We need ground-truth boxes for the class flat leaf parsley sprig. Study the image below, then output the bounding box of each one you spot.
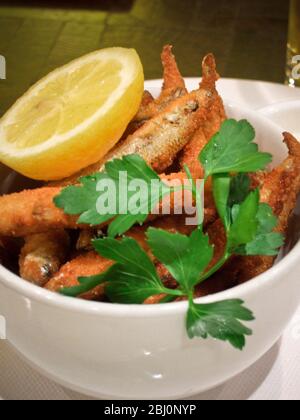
[55,119,284,350]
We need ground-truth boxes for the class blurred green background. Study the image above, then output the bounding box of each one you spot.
[0,0,289,116]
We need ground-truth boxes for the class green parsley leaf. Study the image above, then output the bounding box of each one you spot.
[213,174,284,257]
[213,173,252,230]
[228,173,251,208]
[105,264,173,304]
[93,236,184,303]
[255,203,278,234]
[187,299,254,350]
[54,173,113,225]
[107,213,146,239]
[101,156,172,237]
[146,228,214,293]
[105,154,160,183]
[199,119,272,177]
[243,232,284,256]
[228,189,260,249]
[60,273,107,297]
[235,203,284,256]
[212,174,231,229]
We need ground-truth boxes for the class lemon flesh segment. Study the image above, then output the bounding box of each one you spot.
[0,48,144,180]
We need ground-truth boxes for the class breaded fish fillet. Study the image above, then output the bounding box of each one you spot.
[180,54,226,179]
[121,90,155,139]
[0,170,216,237]
[132,45,187,125]
[45,251,110,301]
[0,187,77,237]
[19,230,70,286]
[101,92,203,174]
[56,83,211,183]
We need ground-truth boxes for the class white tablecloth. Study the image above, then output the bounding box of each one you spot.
[0,79,299,400]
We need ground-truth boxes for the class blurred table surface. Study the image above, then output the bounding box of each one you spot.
[0,0,290,116]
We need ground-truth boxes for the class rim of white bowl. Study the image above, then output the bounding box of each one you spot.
[146,77,300,89]
[1,240,300,317]
[0,97,299,318]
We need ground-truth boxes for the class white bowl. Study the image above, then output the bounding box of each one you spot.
[0,101,299,400]
[259,100,300,139]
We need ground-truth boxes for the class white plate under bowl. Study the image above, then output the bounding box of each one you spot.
[145,78,300,110]
[259,100,300,139]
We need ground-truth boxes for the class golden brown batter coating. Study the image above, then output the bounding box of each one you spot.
[132,45,187,125]
[0,169,216,238]
[180,54,227,179]
[45,216,194,301]
[0,187,78,237]
[45,251,111,300]
[19,230,70,286]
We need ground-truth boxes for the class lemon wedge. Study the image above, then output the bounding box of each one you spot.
[0,48,144,180]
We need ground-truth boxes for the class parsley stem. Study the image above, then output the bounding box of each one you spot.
[200,249,231,284]
[162,287,185,298]
[188,291,195,306]
[196,185,205,230]
[159,295,177,304]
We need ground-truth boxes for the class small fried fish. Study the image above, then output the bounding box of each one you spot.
[19,230,70,286]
